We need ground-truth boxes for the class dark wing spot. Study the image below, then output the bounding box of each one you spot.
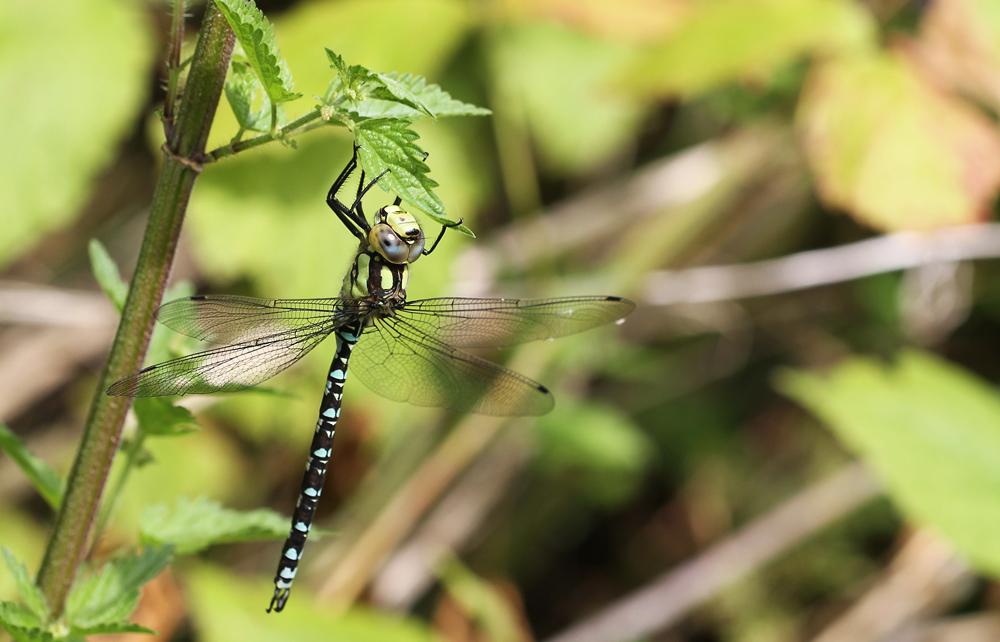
[191,295,206,300]
[606,296,623,301]
[537,384,550,393]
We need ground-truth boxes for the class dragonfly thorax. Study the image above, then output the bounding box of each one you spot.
[368,205,425,264]
[345,246,410,311]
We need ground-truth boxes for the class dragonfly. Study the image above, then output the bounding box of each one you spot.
[108,144,635,612]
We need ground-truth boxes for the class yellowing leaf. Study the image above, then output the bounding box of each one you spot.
[496,0,692,42]
[620,0,875,98]
[915,0,1000,112]
[797,51,1000,231]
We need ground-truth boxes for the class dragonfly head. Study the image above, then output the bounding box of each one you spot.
[369,205,426,264]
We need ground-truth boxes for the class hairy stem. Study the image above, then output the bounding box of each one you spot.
[35,3,234,616]
[207,110,328,160]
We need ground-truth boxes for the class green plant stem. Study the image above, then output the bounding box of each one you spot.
[207,110,327,160]
[35,4,235,617]
[88,432,147,557]
[163,0,186,132]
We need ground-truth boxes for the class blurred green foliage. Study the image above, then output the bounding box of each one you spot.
[4,0,1000,640]
[778,350,1000,577]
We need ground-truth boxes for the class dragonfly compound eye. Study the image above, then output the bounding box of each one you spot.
[406,234,426,263]
[370,223,409,263]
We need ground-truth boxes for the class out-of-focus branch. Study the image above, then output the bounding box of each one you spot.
[543,462,882,642]
[370,430,533,611]
[884,614,1000,642]
[810,530,973,642]
[0,283,117,327]
[644,224,1000,306]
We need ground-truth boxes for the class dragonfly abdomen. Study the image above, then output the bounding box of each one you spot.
[268,321,363,613]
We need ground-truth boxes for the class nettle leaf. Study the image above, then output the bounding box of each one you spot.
[214,0,301,105]
[87,239,127,313]
[64,546,173,629]
[1,549,49,622]
[69,621,156,637]
[0,425,64,511]
[0,604,52,642]
[353,119,472,235]
[325,48,376,98]
[358,72,491,120]
[0,603,42,631]
[224,61,280,133]
[371,72,434,117]
[140,496,291,555]
[133,398,199,438]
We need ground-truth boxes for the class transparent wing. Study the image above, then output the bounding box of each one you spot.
[107,319,347,397]
[156,295,356,345]
[395,296,635,348]
[352,315,554,417]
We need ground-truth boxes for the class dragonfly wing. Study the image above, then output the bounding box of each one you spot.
[156,295,353,344]
[395,296,635,348]
[352,316,554,417]
[107,320,344,397]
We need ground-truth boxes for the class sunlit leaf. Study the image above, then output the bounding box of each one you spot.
[64,546,173,629]
[213,0,301,106]
[777,350,1000,577]
[133,398,199,438]
[620,0,875,97]
[140,497,291,554]
[353,72,491,120]
[797,51,1000,231]
[0,424,64,511]
[371,72,435,117]
[354,118,472,234]
[0,0,154,268]
[88,239,128,313]
[186,564,444,641]
[0,549,48,622]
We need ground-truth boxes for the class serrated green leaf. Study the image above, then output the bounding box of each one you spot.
[0,549,48,621]
[0,602,42,631]
[133,398,199,438]
[371,72,434,117]
[0,425,63,511]
[0,605,52,642]
[140,496,291,555]
[214,0,301,105]
[354,119,470,234]
[357,72,490,120]
[69,621,156,636]
[87,239,128,313]
[64,546,173,629]
[776,350,1000,578]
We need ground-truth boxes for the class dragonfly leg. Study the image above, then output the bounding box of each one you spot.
[328,145,369,241]
[422,217,464,257]
[349,168,391,214]
[269,322,363,613]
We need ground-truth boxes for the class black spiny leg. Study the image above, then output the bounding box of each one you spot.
[327,146,369,242]
[423,218,464,257]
